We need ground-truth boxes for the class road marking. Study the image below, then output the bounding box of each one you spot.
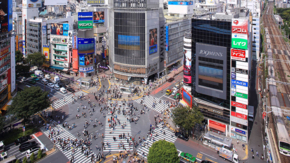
[205,157,217,163]
[200,152,216,159]
[242,144,248,160]
[160,94,175,101]
[82,90,89,93]
[196,153,203,159]
[98,78,102,91]
[108,79,111,89]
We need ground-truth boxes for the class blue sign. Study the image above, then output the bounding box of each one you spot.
[231,79,236,85]
[236,80,248,87]
[235,128,246,135]
[79,54,85,66]
[78,12,93,21]
[231,72,236,79]
[166,26,169,51]
[63,24,69,31]
[118,35,140,46]
[8,0,12,32]
[168,1,193,5]
[78,38,95,55]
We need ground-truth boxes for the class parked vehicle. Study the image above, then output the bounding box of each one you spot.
[15,136,31,145]
[60,87,67,94]
[167,77,174,82]
[34,70,43,78]
[47,83,54,88]
[175,132,189,141]
[45,74,50,80]
[25,147,41,158]
[19,141,38,152]
[54,84,60,90]
[25,85,31,88]
[42,78,48,84]
[54,76,60,83]
[172,89,178,96]
[218,148,239,163]
[29,80,36,85]
[0,155,16,163]
[67,87,75,93]
[20,77,26,83]
[178,151,196,163]
[174,93,181,99]
[31,74,37,79]
[166,89,172,95]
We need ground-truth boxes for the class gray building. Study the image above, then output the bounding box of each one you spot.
[26,20,42,54]
[108,0,165,84]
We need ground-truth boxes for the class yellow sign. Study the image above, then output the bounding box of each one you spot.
[43,47,49,60]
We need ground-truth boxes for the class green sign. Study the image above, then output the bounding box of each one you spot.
[78,21,93,29]
[235,92,248,99]
[232,38,248,50]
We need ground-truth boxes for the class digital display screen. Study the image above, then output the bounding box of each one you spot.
[79,54,93,66]
[183,49,192,84]
[50,23,69,36]
[93,11,104,23]
[198,65,223,90]
[118,35,140,50]
[149,28,157,54]
[78,38,95,55]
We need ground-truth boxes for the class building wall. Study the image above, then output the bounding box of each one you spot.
[252,17,260,61]
[26,21,41,54]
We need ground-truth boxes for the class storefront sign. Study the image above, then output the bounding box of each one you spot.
[231,116,248,125]
[231,111,247,120]
[231,101,247,109]
[231,72,236,80]
[209,120,226,128]
[232,38,248,50]
[235,128,246,135]
[232,19,249,35]
[236,107,248,115]
[231,49,246,61]
[236,80,248,87]
[79,66,94,72]
[114,65,146,74]
[78,12,93,21]
[235,92,248,99]
[78,21,93,29]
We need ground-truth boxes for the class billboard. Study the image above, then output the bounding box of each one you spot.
[183,49,192,84]
[195,43,227,100]
[78,38,95,55]
[168,1,194,5]
[44,0,67,5]
[232,19,248,35]
[166,26,169,51]
[78,21,93,29]
[227,0,237,4]
[11,36,15,93]
[118,35,140,50]
[50,23,69,36]
[87,0,105,5]
[79,54,93,66]
[232,38,248,50]
[78,12,93,21]
[79,66,94,73]
[23,0,42,8]
[206,0,215,5]
[72,49,78,71]
[149,28,158,54]
[182,88,192,108]
[93,11,104,23]
[72,36,78,49]
[0,0,12,33]
[43,45,49,60]
[231,48,247,61]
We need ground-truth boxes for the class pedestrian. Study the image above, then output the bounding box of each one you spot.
[256,150,259,157]
[62,115,64,120]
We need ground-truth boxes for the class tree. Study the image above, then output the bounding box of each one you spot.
[0,115,5,132]
[15,159,20,163]
[30,153,35,162]
[37,149,42,159]
[8,86,50,125]
[26,52,45,68]
[172,106,204,135]
[147,140,179,163]
[22,157,27,163]
[15,50,23,63]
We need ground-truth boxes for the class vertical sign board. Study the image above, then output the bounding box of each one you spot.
[231,18,249,136]
[166,26,169,51]
[10,36,16,93]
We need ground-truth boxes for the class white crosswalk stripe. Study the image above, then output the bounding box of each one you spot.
[136,123,177,158]
[42,125,95,162]
[52,91,87,109]
[135,96,169,113]
[103,113,133,152]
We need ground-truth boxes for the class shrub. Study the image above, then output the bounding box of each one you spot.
[30,153,35,163]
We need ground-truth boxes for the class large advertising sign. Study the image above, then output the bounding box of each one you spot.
[77,38,95,55]
[23,0,42,8]
[195,43,227,100]
[10,36,15,93]
[232,19,248,35]
[168,1,194,5]
[78,21,93,29]
[79,66,94,73]
[149,28,158,54]
[87,0,105,5]
[50,23,69,36]
[79,54,93,66]
[43,45,49,60]
[232,38,248,50]
[93,11,104,23]
[183,49,192,84]
[118,35,140,50]
[182,88,192,108]
[206,0,215,5]
[78,12,93,21]
[72,49,78,71]
[0,0,12,33]
[44,0,67,5]
[231,49,247,61]
[227,0,237,4]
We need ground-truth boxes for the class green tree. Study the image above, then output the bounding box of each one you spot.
[15,159,20,163]
[172,106,204,136]
[0,115,5,132]
[15,50,23,63]
[37,149,42,159]
[8,86,50,125]
[30,153,35,162]
[147,140,179,163]
[26,52,45,68]
[22,156,27,163]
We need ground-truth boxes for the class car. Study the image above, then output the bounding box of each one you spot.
[166,89,172,95]
[31,74,37,78]
[167,77,174,82]
[179,152,196,163]
[19,141,38,152]
[47,83,54,88]
[54,84,60,90]
[172,89,178,96]
[67,87,75,93]
[28,80,36,85]
[60,87,67,94]
[32,77,39,81]
[20,77,26,83]
[175,132,189,141]
[15,136,31,145]
[42,78,48,84]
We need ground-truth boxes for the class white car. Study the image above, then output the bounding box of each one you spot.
[54,84,60,90]
[60,87,67,94]
[172,89,178,96]
[42,79,48,84]
[47,83,54,88]
[20,77,26,83]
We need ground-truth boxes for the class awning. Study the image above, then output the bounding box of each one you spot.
[50,66,64,70]
[63,68,68,72]
[209,123,226,132]
[179,100,188,107]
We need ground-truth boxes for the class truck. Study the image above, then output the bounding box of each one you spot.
[34,70,43,78]
[218,148,239,163]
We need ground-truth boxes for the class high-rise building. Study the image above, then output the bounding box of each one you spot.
[0,0,16,114]
[108,0,165,84]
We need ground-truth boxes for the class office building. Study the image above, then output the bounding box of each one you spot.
[26,19,42,54]
[108,0,165,84]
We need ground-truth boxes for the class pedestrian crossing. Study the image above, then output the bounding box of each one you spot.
[42,124,95,163]
[52,91,87,109]
[135,96,168,113]
[136,123,177,158]
[103,113,133,152]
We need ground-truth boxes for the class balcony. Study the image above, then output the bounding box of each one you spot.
[53,48,67,52]
[53,54,67,58]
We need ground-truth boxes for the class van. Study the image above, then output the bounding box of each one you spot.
[45,74,50,80]
[60,87,67,94]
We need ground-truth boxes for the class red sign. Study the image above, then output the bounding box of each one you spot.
[72,49,78,70]
[231,111,247,120]
[209,120,226,128]
[262,112,266,119]
[231,49,246,61]
[231,101,247,109]
[232,19,248,35]
[73,36,77,49]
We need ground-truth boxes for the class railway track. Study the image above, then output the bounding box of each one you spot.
[263,2,290,162]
